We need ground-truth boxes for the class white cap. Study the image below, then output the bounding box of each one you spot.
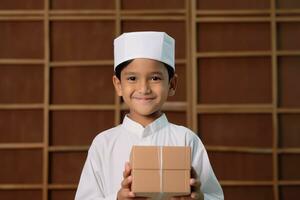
[114,31,175,71]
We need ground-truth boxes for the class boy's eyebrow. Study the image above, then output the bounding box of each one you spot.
[150,71,164,75]
[123,71,164,76]
[123,72,137,76]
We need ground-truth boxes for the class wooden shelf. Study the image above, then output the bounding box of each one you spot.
[278,108,300,113]
[278,148,300,154]
[49,10,115,16]
[276,9,300,15]
[197,104,273,113]
[196,51,271,58]
[196,9,271,16]
[48,184,77,190]
[120,9,186,15]
[0,16,43,21]
[0,59,44,65]
[49,104,115,111]
[206,146,273,154]
[0,143,44,149]
[120,15,185,21]
[196,16,271,23]
[278,181,300,186]
[277,51,300,56]
[277,17,300,22]
[220,181,273,186]
[48,146,89,152]
[0,104,44,110]
[0,184,43,190]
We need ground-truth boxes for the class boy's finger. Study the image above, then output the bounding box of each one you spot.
[123,169,130,179]
[125,162,132,172]
[190,178,201,188]
[121,175,132,188]
[123,162,131,178]
[128,191,135,198]
[191,192,198,199]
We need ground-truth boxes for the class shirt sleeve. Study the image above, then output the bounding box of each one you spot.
[189,134,224,200]
[75,144,117,200]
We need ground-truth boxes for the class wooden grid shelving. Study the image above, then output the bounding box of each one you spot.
[0,0,300,199]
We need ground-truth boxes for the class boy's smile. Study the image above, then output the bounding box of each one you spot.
[113,58,177,126]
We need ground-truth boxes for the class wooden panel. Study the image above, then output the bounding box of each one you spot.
[279,186,300,200]
[122,21,186,59]
[277,0,300,9]
[197,23,271,52]
[50,21,115,61]
[0,22,44,59]
[49,152,87,184]
[164,111,186,126]
[197,0,270,10]
[278,23,300,51]
[51,66,115,104]
[0,190,42,200]
[121,0,185,9]
[279,114,300,148]
[0,65,44,103]
[223,186,274,200]
[0,110,43,143]
[49,190,76,200]
[0,0,43,10]
[0,150,43,183]
[279,154,300,180]
[168,64,186,102]
[50,110,115,146]
[197,57,272,104]
[208,152,273,180]
[198,114,273,147]
[50,0,114,10]
[278,56,300,107]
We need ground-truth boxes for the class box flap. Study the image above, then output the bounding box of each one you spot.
[130,146,160,169]
[130,146,191,170]
[162,146,191,170]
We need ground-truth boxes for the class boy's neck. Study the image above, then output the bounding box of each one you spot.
[127,111,163,127]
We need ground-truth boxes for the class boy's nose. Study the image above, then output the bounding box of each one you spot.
[138,81,151,94]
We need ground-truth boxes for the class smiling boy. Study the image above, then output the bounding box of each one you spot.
[75,32,223,200]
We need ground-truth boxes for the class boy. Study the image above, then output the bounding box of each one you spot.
[75,31,224,200]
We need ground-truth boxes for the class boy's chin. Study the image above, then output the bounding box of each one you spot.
[133,109,161,118]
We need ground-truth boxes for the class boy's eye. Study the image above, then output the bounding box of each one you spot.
[127,76,136,81]
[151,76,162,81]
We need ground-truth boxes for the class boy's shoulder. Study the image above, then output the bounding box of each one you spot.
[91,125,122,145]
[168,122,200,140]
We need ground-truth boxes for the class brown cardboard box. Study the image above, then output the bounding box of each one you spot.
[130,146,191,199]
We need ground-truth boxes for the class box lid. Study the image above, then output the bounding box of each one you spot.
[130,146,191,170]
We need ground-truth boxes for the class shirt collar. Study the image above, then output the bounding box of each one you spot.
[121,113,169,138]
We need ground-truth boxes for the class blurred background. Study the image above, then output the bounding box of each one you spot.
[0,0,300,200]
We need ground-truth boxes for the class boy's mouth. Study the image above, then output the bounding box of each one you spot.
[132,97,155,102]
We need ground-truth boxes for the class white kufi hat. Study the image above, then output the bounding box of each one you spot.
[113,31,175,71]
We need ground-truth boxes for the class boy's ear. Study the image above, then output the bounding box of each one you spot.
[112,75,122,96]
[168,74,178,97]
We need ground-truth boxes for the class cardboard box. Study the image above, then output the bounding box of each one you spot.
[130,146,191,199]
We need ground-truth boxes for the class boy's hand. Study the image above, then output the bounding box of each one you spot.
[170,167,204,200]
[117,162,135,200]
[117,162,148,200]
[170,178,203,200]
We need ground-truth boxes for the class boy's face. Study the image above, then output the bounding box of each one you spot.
[113,58,177,119]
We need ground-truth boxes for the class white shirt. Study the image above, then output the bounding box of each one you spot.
[75,114,224,200]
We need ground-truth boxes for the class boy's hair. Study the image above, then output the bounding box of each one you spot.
[115,59,174,82]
